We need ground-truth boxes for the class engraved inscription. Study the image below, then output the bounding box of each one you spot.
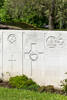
[57,37,64,46]
[29,52,38,61]
[7,34,16,44]
[46,36,56,48]
[46,34,64,48]
[24,43,44,76]
[8,55,16,68]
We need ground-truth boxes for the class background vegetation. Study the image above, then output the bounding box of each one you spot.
[0,0,67,29]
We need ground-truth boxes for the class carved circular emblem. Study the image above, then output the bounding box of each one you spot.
[29,52,38,61]
[46,36,56,48]
[8,34,16,44]
[57,38,64,46]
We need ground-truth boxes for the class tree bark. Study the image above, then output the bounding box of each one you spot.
[49,0,55,30]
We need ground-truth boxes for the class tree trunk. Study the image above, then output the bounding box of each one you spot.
[49,0,55,30]
[49,15,54,30]
[59,0,64,29]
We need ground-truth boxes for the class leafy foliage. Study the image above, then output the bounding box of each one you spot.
[9,75,39,91]
[61,78,67,93]
[0,0,4,8]
[61,72,67,94]
[0,0,67,29]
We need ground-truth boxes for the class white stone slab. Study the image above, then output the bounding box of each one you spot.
[2,30,22,80]
[0,30,67,87]
[23,30,67,87]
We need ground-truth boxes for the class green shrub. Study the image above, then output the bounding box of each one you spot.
[9,75,39,91]
[28,83,40,91]
[61,79,67,93]
[61,73,67,93]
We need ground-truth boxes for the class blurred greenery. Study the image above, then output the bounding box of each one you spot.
[0,0,67,29]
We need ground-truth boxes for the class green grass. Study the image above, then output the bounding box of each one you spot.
[0,87,67,100]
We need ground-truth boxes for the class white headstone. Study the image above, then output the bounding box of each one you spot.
[0,30,67,87]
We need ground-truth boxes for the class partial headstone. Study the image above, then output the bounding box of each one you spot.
[0,31,2,79]
[3,30,22,80]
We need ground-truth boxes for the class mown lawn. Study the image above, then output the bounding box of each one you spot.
[0,87,67,100]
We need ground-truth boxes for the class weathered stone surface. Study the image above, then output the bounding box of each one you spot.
[0,30,67,87]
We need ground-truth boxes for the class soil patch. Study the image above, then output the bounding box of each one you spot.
[0,81,12,88]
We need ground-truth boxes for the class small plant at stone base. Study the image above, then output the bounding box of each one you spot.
[61,72,67,94]
[9,75,39,91]
[61,79,67,93]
